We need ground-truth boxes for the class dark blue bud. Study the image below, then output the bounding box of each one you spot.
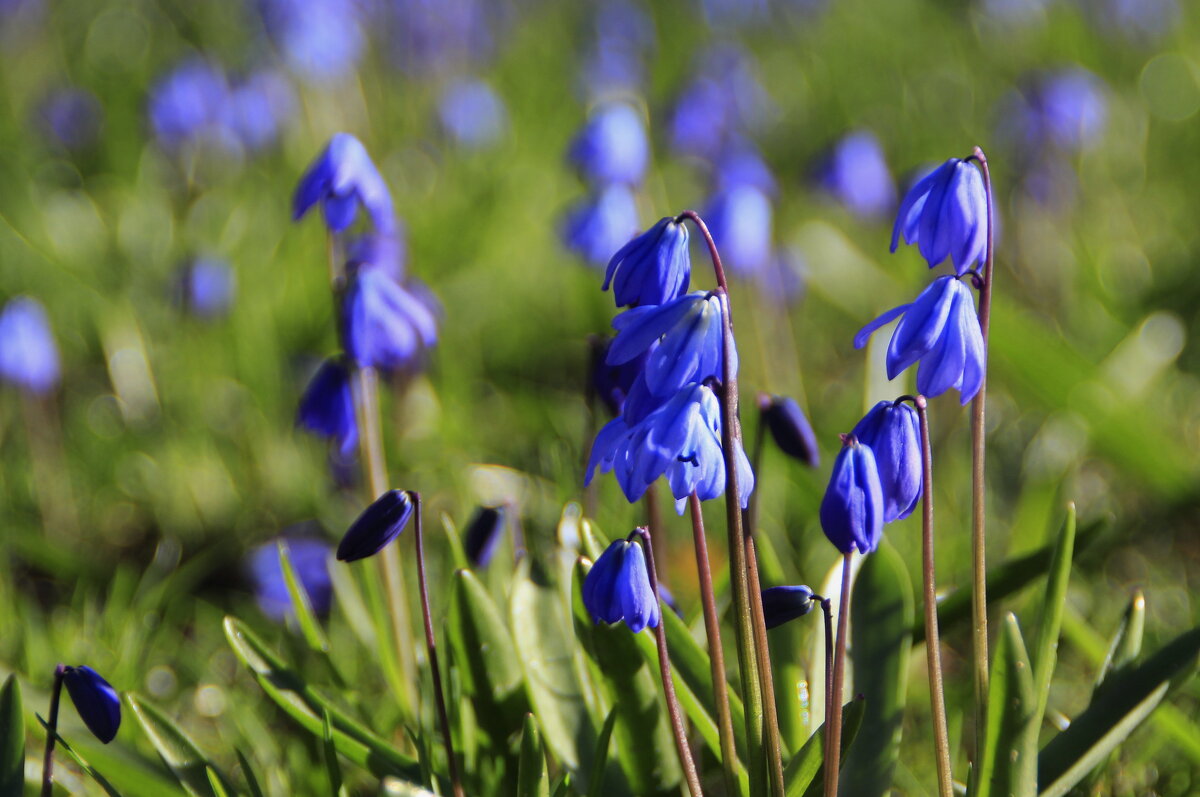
[582,539,660,633]
[337,489,414,562]
[463,506,506,568]
[761,585,815,630]
[603,217,691,308]
[891,158,988,275]
[296,357,358,458]
[820,436,884,555]
[760,394,819,468]
[62,666,121,744]
[851,401,922,523]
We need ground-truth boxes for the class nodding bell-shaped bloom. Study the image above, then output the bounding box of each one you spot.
[603,217,691,308]
[249,537,334,621]
[582,538,660,632]
[337,489,414,562]
[760,394,819,468]
[819,130,896,219]
[562,183,640,267]
[343,265,438,372]
[0,297,60,395]
[761,585,815,630]
[463,505,506,567]
[585,382,754,512]
[568,102,648,186]
[892,158,988,275]
[606,291,735,400]
[62,666,121,743]
[293,133,395,235]
[851,401,922,523]
[820,436,885,555]
[854,275,986,404]
[296,357,358,457]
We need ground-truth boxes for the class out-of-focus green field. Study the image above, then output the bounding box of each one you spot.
[1,0,1198,794]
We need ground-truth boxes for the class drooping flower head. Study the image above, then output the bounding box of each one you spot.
[343,264,438,373]
[582,538,660,633]
[437,78,508,150]
[761,585,816,630]
[337,489,414,562]
[296,357,358,457]
[760,394,819,468]
[567,102,649,186]
[703,184,773,275]
[818,130,895,219]
[258,0,364,83]
[854,275,986,404]
[0,296,60,394]
[293,133,395,235]
[820,435,884,555]
[225,69,296,151]
[147,59,230,151]
[850,401,922,523]
[891,158,988,276]
[463,505,506,567]
[248,537,334,621]
[562,183,640,267]
[61,665,121,744]
[603,217,691,308]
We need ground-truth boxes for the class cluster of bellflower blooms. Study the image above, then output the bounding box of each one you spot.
[820,155,989,555]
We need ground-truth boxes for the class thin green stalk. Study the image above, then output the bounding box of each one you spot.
[41,665,65,797]
[823,553,853,797]
[746,537,786,796]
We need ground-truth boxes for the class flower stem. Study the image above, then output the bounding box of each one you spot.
[914,396,953,797]
[689,494,740,796]
[636,527,704,797]
[819,597,833,740]
[41,664,65,797]
[746,537,786,796]
[409,492,464,797]
[824,553,853,797]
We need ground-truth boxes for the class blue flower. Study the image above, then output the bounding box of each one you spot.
[226,69,295,151]
[463,505,506,567]
[591,336,648,417]
[437,78,508,150]
[568,102,648,185]
[854,275,986,404]
[337,489,414,562]
[347,231,407,279]
[62,666,121,744]
[818,130,895,219]
[603,217,690,308]
[259,0,364,83]
[607,292,734,399]
[891,158,988,276]
[761,585,815,630]
[148,59,230,151]
[820,436,884,555]
[296,357,358,457]
[38,87,102,152]
[293,133,395,235]
[1034,69,1108,151]
[714,140,777,194]
[0,297,59,394]
[703,184,773,275]
[343,265,438,372]
[760,394,819,468]
[582,539,660,633]
[248,537,334,621]
[851,401,922,523]
[177,258,236,319]
[380,0,494,77]
[561,183,640,267]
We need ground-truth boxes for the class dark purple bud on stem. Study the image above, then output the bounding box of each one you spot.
[759,394,819,468]
[337,489,414,562]
[760,585,816,630]
[463,506,506,568]
[62,666,121,744]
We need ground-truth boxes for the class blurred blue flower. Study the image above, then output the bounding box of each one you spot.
[293,133,395,235]
[177,258,236,319]
[438,78,508,150]
[226,69,295,151]
[62,666,121,744]
[820,436,884,555]
[757,246,807,306]
[248,537,334,621]
[855,275,986,404]
[581,0,654,97]
[892,158,988,276]
[760,394,819,468]
[148,59,230,150]
[0,296,59,394]
[850,401,922,523]
[343,265,438,372]
[562,183,639,267]
[591,336,648,417]
[583,538,660,633]
[761,585,815,629]
[38,87,102,151]
[259,0,363,83]
[669,45,772,160]
[603,217,690,308]
[714,141,777,194]
[607,291,734,399]
[819,130,895,219]
[568,102,649,185]
[337,489,414,562]
[1089,0,1178,41]
[1035,69,1108,151]
[347,231,407,279]
[463,505,506,567]
[380,0,494,76]
[297,357,358,457]
[704,185,773,275]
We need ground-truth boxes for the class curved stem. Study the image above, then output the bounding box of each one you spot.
[746,538,786,795]
[410,492,464,797]
[915,396,953,797]
[636,527,704,797]
[689,494,740,796]
[824,553,853,797]
[820,598,834,741]
[41,665,65,797]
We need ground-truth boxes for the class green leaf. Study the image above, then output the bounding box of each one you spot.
[323,708,344,797]
[779,698,865,797]
[0,674,23,796]
[235,749,264,797]
[974,614,1037,797]
[222,616,422,783]
[839,544,913,797]
[1038,626,1200,797]
[207,767,232,797]
[277,541,330,654]
[36,718,123,797]
[1095,590,1145,693]
[126,693,236,797]
[586,708,619,797]
[1031,504,1076,732]
[518,714,550,797]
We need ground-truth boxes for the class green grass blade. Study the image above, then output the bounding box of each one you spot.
[36,718,124,797]
[322,708,345,797]
[277,541,330,654]
[234,749,264,797]
[1031,504,1076,731]
[974,614,1037,797]
[518,713,550,797]
[206,767,231,797]
[126,693,235,797]
[1095,590,1146,693]
[778,698,864,797]
[0,674,23,796]
[586,707,619,797]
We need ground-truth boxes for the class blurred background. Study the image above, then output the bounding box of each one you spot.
[1,0,1199,793]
